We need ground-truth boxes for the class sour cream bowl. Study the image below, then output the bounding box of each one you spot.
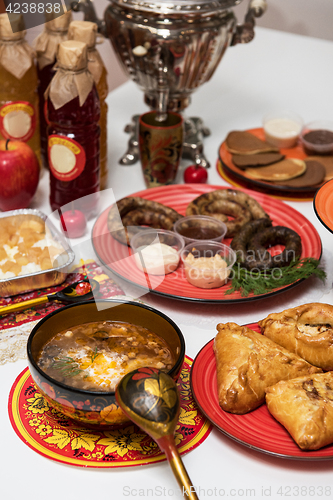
[27,299,185,429]
[130,229,185,275]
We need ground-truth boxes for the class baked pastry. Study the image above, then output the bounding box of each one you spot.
[266,371,333,450]
[213,322,322,414]
[259,303,333,370]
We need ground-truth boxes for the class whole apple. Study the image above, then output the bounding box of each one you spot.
[184,164,208,184]
[0,139,39,211]
[60,209,87,238]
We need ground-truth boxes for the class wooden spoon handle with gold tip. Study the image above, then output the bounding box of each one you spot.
[157,434,199,500]
[0,295,50,316]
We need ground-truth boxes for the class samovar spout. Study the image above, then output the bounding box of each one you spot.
[70,1,106,35]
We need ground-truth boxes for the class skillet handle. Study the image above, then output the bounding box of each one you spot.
[0,296,50,317]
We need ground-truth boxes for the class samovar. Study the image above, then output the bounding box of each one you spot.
[71,0,267,167]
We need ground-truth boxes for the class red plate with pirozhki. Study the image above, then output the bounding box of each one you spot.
[92,184,322,303]
[190,323,333,460]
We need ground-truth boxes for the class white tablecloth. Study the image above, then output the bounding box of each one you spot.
[2,26,333,500]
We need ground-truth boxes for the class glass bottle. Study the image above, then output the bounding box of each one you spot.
[46,40,100,217]
[0,14,41,167]
[68,20,109,189]
[35,11,72,169]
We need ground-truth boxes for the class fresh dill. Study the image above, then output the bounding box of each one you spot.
[90,347,99,363]
[51,356,82,377]
[226,257,326,297]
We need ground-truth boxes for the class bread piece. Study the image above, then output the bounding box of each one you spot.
[225,131,279,155]
[259,303,333,370]
[213,322,322,414]
[266,372,333,450]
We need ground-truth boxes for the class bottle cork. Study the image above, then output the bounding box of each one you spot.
[68,20,97,49]
[0,13,25,40]
[45,10,72,33]
[57,40,88,71]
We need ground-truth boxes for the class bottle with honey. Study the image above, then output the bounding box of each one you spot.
[0,14,41,167]
[45,40,100,217]
[34,10,72,169]
[68,20,109,189]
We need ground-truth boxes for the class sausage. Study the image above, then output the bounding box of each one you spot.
[186,189,270,237]
[107,196,183,245]
[246,226,302,271]
[230,218,273,264]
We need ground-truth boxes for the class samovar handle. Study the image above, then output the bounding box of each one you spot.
[70,1,107,36]
[231,0,267,46]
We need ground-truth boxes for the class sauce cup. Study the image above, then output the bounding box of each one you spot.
[180,241,236,289]
[130,228,185,275]
[263,111,303,149]
[300,120,333,154]
[173,215,227,245]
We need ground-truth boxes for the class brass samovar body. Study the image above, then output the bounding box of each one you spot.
[72,0,267,167]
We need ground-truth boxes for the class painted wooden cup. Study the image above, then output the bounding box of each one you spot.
[139,111,183,188]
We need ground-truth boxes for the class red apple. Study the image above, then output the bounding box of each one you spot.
[184,164,208,183]
[60,209,87,238]
[0,139,39,211]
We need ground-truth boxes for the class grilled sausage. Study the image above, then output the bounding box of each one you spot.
[107,196,183,245]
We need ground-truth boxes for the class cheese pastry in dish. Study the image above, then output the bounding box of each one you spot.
[266,371,333,450]
[213,322,322,414]
[259,303,333,370]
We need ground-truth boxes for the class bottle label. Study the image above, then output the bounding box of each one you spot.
[48,135,86,181]
[0,101,36,142]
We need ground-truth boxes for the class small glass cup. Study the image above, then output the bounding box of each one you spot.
[300,120,333,154]
[263,111,303,149]
[173,215,227,245]
[180,241,236,289]
[130,229,185,275]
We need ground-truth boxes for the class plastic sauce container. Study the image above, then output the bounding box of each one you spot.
[180,241,236,289]
[263,111,303,149]
[173,215,227,245]
[130,229,185,275]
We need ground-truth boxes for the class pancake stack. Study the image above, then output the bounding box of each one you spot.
[225,130,329,188]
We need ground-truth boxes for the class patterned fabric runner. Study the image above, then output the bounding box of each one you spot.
[0,260,124,364]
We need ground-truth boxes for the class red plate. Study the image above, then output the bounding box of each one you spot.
[314,179,333,235]
[92,184,322,303]
[190,323,333,460]
[219,128,323,198]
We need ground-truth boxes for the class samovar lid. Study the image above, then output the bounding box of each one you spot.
[110,0,241,14]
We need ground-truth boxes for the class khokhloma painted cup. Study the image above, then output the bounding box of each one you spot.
[139,111,183,188]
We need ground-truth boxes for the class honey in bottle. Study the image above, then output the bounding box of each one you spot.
[46,40,100,217]
[34,10,72,169]
[68,20,109,189]
[0,14,41,167]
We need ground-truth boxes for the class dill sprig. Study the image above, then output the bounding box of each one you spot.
[90,347,99,363]
[52,356,83,378]
[226,257,326,297]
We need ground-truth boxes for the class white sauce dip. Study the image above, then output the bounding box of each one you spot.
[264,118,302,148]
[134,242,180,275]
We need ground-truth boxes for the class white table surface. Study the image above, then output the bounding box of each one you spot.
[2,26,333,500]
